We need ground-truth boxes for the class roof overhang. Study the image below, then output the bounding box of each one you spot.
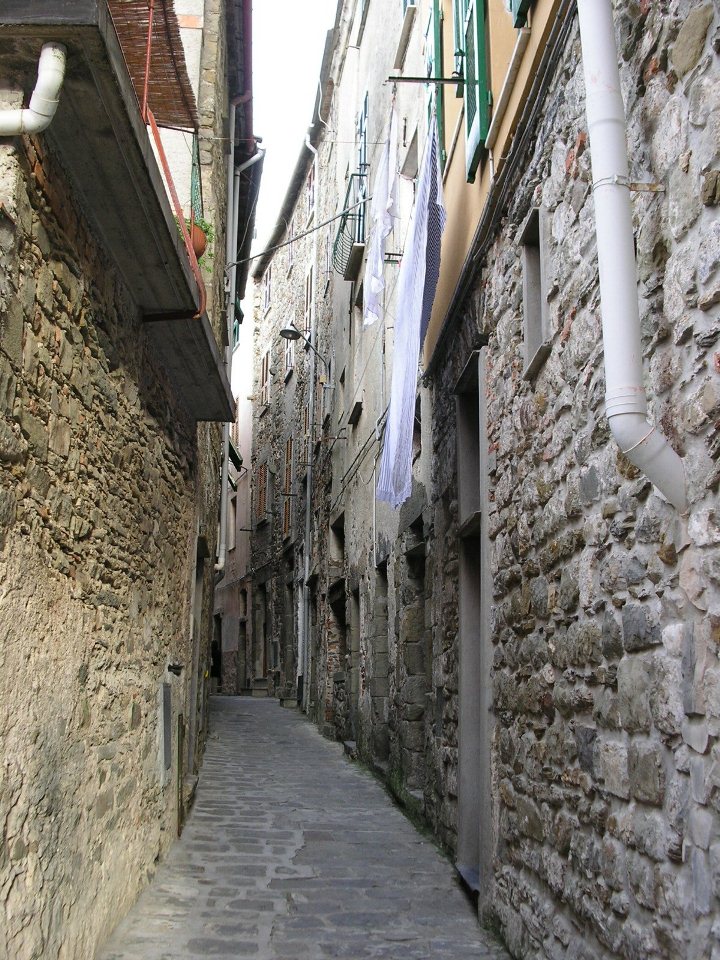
[0,0,234,422]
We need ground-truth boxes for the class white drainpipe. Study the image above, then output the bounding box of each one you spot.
[299,131,319,710]
[215,135,265,574]
[577,0,687,512]
[0,43,66,136]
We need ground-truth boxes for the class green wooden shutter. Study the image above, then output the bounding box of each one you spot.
[463,0,489,183]
[510,0,532,28]
[427,0,446,168]
[452,0,468,98]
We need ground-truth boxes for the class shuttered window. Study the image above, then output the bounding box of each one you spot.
[260,349,271,406]
[456,0,490,183]
[256,462,267,520]
[282,438,293,538]
[304,265,314,337]
[284,332,295,379]
[425,0,445,168]
[262,264,272,313]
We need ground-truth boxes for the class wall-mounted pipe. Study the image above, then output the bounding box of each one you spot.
[215,145,265,576]
[577,0,687,512]
[0,43,67,136]
[299,130,319,711]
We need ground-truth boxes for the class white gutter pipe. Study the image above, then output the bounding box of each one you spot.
[0,43,67,136]
[577,0,687,513]
[299,131,319,710]
[216,143,266,576]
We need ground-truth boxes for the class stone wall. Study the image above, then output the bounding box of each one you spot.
[0,104,220,960]
[436,3,720,957]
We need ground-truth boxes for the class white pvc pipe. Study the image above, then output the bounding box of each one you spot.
[0,43,67,136]
[577,0,687,512]
[215,123,264,574]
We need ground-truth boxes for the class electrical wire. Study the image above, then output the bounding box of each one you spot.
[226,196,372,271]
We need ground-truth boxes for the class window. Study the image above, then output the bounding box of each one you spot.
[262,263,272,313]
[509,0,532,27]
[453,0,490,182]
[260,348,271,406]
[256,462,268,521]
[284,329,295,380]
[228,495,237,551]
[282,438,293,539]
[232,313,241,350]
[306,164,316,222]
[287,219,295,273]
[425,0,445,168]
[520,207,550,380]
[303,265,314,338]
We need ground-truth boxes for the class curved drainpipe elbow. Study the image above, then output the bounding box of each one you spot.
[0,43,67,136]
[608,408,687,514]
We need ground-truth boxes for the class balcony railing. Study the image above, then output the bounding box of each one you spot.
[332,172,368,281]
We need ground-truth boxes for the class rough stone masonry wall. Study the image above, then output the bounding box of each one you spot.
[474,4,720,959]
[0,133,203,960]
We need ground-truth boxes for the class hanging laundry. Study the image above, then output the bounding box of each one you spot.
[376,115,446,509]
[363,107,399,327]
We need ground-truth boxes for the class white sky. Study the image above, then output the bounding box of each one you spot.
[251,0,338,252]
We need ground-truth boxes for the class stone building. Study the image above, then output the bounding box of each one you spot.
[245,0,719,958]
[0,1,260,957]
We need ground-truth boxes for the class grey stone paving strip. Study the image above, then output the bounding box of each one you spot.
[98,698,509,960]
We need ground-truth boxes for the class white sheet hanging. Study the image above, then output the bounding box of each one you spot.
[376,115,445,508]
[363,107,399,327]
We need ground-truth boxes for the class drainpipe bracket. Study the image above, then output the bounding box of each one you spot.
[593,174,665,194]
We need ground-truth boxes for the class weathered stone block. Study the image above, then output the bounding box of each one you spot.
[400,720,424,752]
[628,742,666,806]
[515,794,544,842]
[48,414,71,458]
[617,657,653,734]
[595,739,629,799]
[370,676,389,698]
[622,603,661,652]
[403,641,427,677]
[2,297,24,364]
[0,418,26,462]
[671,4,714,77]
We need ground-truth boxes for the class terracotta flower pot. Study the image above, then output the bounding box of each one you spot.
[190,221,207,260]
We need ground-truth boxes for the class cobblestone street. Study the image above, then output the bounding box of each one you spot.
[98,698,508,960]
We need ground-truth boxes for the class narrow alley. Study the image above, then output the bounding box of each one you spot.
[99,698,509,960]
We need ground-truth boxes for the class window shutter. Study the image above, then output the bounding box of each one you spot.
[452,0,467,98]
[260,349,271,405]
[510,0,532,28]
[304,266,314,337]
[283,438,293,538]
[256,463,267,519]
[463,0,489,183]
[426,0,445,168]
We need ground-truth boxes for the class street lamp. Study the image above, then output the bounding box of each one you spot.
[279,324,328,370]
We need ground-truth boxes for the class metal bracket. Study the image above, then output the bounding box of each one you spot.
[629,181,665,193]
[385,75,465,85]
[593,174,665,193]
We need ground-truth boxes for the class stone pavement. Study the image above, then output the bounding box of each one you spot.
[98,697,509,960]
